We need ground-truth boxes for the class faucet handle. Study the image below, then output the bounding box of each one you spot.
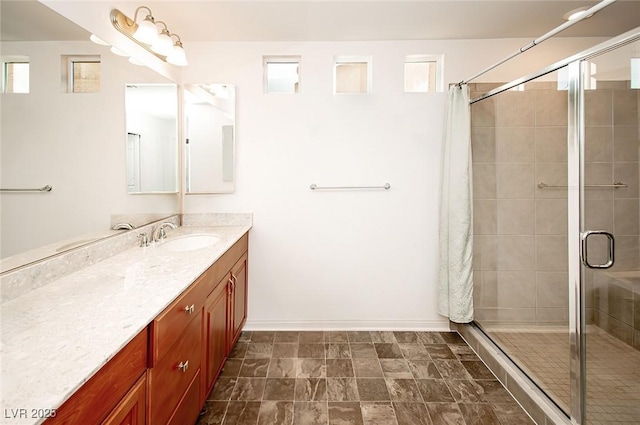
[159,227,167,239]
[137,233,149,247]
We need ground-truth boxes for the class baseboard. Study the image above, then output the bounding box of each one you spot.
[244,319,451,331]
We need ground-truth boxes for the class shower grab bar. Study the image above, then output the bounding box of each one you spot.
[538,181,627,189]
[310,183,391,190]
[0,185,53,193]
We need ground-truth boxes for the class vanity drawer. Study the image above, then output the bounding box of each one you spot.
[148,311,201,425]
[151,276,208,363]
[204,233,248,295]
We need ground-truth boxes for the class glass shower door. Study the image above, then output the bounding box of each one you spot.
[578,42,640,424]
[470,67,574,416]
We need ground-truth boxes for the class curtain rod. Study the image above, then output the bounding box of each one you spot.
[457,0,618,86]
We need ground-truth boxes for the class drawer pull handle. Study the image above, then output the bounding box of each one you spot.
[178,360,189,372]
[184,304,195,314]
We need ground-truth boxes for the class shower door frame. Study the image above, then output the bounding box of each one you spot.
[470,26,640,425]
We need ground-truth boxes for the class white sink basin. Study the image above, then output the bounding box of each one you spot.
[158,234,220,252]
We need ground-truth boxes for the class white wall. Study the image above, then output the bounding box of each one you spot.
[182,38,606,330]
[0,41,179,257]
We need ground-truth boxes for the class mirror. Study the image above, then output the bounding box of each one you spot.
[125,84,179,193]
[184,84,236,193]
[0,1,180,273]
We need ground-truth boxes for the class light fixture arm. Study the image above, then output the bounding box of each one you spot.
[132,6,153,24]
[155,21,170,35]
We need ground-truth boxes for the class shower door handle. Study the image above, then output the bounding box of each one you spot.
[580,230,615,269]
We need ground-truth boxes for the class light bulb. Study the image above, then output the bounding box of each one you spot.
[151,30,174,56]
[167,43,188,66]
[133,15,158,45]
[89,34,109,46]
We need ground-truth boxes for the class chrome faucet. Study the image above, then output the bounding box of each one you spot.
[152,222,177,242]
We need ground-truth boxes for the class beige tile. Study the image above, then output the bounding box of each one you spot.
[584,199,613,231]
[497,271,536,308]
[610,235,640,271]
[614,162,639,199]
[614,199,640,236]
[471,127,496,163]
[496,271,536,308]
[535,162,568,199]
[471,96,496,127]
[496,236,535,271]
[535,126,567,162]
[496,91,535,127]
[473,236,497,271]
[497,200,535,235]
[585,126,614,162]
[535,235,568,271]
[613,125,639,162]
[585,89,613,126]
[535,307,568,324]
[496,127,535,163]
[535,89,568,126]
[473,164,497,200]
[535,199,567,235]
[474,200,497,235]
[496,164,535,199]
[585,162,614,200]
[536,272,569,308]
[473,271,497,308]
[613,89,638,125]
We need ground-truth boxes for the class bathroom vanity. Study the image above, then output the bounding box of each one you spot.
[0,217,250,425]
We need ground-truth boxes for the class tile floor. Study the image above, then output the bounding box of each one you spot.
[197,331,535,425]
[488,325,640,425]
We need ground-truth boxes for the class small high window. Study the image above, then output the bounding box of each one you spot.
[334,56,372,94]
[2,57,29,93]
[404,55,443,93]
[63,55,100,93]
[264,56,300,94]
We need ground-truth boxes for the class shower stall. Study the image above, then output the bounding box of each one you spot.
[465,28,640,424]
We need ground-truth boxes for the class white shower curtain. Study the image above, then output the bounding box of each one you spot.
[438,84,474,323]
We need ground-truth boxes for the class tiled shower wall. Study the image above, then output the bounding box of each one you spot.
[586,81,640,349]
[470,80,639,329]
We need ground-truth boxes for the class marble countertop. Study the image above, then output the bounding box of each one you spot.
[0,224,251,425]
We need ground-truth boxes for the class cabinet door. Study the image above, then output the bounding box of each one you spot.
[101,373,146,425]
[228,253,248,349]
[205,279,228,394]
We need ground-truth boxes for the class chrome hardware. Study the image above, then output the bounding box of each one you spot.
[152,222,178,242]
[184,304,195,314]
[177,360,189,372]
[137,233,149,247]
[580,230,615,269]
[0,185,52,192]
[112,222,136,230]
[538,181,627,189]
[310,183,391,191]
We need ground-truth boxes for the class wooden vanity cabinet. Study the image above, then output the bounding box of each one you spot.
[45,232,249,425]
[202,234,249,397]
[44,329,148,425]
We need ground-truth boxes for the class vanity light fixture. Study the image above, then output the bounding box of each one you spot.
[110,6,188,66]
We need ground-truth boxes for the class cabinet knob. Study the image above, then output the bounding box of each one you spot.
[184,304,195,314]
[177,360,189,372]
